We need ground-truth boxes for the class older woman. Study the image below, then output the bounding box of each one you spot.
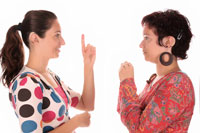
[117,9,195,132]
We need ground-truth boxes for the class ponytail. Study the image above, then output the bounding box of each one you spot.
[1,10,57,87]
[0,25,24,87]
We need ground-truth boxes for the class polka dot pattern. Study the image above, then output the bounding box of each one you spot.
[12,80,17,92]
[71,97,79,107]
[9,68,81,132]
[20,77,27,86]
[41,79,50,90]
[12,95,16,109]
[21,120,37,133]
[40,120,42,128]
[42,97,50,109]
[38,82,44,92]
[42,111,56,123]
[19,104,34,118]
[20,73,28,79]
[50,92,61,103]
[43,126,54,133]
[31,77,39,83]
[37,102,42,114]
[18,89,31,101]
[34,87,43,99]
[59,105,65,117]
[57,115,64,121]
[20,72,33,78]
[14,95,16,103]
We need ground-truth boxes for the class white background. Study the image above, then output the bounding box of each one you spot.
[0,0,199,132]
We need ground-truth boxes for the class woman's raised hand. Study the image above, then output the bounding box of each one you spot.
[81,34,96,67]
[119,61,134,82]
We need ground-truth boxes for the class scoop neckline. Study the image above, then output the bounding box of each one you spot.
[22,66,59,89]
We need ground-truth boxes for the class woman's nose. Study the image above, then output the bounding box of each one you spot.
[139,41,143,48]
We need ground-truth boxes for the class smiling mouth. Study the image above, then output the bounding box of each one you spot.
[57,48,60,52]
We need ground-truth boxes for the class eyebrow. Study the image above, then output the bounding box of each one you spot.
[55,31,61,33]
[143,33,150,36]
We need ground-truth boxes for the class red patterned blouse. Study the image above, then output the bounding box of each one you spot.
[117,71,195,133]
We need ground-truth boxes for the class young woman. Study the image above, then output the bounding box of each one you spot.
[117,9,195,132]
[0,10,96,133]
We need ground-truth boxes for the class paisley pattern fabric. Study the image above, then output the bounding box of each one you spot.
[117,71,195,133]
[9,66,80,133]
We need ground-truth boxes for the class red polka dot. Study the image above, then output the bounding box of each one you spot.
[57,115,64,121]
[12,96,16,109]
[34,87,43,99]
[71,97,79,107]
[20,78,27,86]
[42,111,56,123]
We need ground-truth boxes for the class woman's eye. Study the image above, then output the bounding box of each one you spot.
[56,33,61,38]
[144,36,148,40]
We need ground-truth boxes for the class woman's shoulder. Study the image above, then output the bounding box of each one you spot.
[9,66,42,89]
[166,71,192,82]
[163,71,194,91]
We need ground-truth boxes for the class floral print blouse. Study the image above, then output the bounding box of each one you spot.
[8,66,81,133]
[117,71,195,133]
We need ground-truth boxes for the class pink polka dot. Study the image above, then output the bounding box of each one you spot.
[42,111,56,123]
[57,115,64,121]
[71,97,79,107]
[34,87,43,99]
[12,96,16,109]
[20,78,27,86]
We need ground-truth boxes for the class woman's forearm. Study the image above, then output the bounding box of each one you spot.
[81,64,95,111]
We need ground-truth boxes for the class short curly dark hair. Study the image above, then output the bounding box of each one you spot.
[141,9,192,59]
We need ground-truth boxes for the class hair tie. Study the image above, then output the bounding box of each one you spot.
[17,23,22,31]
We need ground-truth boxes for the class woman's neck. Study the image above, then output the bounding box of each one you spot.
[156,59,181,77]
[26,52,49,74]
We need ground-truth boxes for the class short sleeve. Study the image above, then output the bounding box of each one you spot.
[61,82,81,108]
[9,75,43,133]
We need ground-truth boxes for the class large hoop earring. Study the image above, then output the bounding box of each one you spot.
[159,52,173,66]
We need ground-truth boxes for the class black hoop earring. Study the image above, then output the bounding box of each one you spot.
[159,52,173,66]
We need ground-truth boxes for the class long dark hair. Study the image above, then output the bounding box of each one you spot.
[0,10,57,87]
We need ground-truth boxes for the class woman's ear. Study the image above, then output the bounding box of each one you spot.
[162,36,176,48]
[29,32,39,44]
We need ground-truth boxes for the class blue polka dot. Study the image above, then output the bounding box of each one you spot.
[37,102,42,114]
[38,82,44,92]
[21,120,37,133]
[12,80,18,92]
[21,72,34,77]
[14,95,16,103]
[43,126,54,133]
[50,92,61,103]
[59,105,65,117]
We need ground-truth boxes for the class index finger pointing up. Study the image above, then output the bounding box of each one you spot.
[82,34,85,53]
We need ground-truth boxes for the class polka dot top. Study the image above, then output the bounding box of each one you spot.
[8,66,81,133]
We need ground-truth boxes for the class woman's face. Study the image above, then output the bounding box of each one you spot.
[139,24,166,64]
[38,19,65,59]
